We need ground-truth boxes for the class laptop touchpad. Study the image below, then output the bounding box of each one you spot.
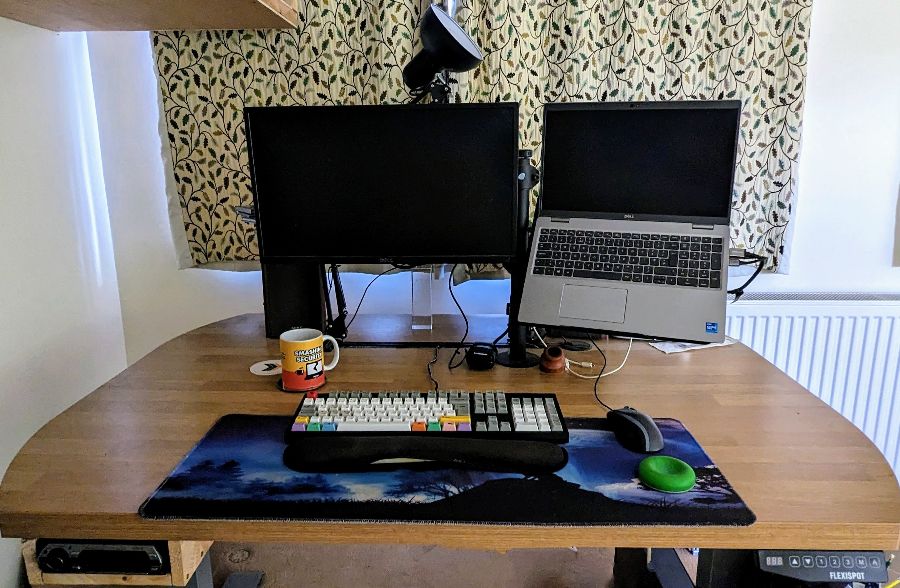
[559,285,627,324]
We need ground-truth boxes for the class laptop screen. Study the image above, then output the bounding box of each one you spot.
[539,101,740,222]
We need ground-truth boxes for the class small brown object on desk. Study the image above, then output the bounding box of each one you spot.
[0,313,898,553]
[539,346,567,373]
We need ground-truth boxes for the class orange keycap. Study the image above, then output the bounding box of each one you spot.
[411,422,427,431]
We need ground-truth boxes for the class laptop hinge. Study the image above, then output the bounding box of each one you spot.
[692,224,715,231]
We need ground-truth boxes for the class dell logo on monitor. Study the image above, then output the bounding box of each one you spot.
[623,214,635,219]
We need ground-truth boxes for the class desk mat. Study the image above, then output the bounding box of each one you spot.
[140,415,755,526]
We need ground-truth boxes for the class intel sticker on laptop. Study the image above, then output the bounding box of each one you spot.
[705,322,719,334]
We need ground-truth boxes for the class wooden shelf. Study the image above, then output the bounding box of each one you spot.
[22,540,213,586]
[0,0,298,31]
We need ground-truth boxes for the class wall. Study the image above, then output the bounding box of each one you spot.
[754,0,900,292]
[0,19,127,587]
[85,33,263,365]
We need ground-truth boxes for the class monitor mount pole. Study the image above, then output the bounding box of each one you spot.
[497,149,541,368]
[322,264,349,342]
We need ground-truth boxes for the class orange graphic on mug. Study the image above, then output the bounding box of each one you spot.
[279,328,339,392]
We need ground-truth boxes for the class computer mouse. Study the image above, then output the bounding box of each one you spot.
[607,407,664,453]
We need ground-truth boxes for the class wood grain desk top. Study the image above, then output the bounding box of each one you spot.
[1,314,898,550]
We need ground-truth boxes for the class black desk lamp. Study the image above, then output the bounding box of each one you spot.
[403,3,483,104]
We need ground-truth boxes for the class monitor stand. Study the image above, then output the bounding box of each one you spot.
[497,149,541,368]
[495,259,540,368]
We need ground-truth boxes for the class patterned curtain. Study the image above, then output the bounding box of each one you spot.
[153,0,811,269]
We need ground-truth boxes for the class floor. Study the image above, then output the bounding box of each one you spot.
[211,545,899,587]
[211,544,616,588]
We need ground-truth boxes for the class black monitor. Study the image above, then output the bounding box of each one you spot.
[539,101,740,225]
[245,103,520,264]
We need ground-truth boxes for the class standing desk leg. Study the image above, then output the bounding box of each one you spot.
[694,549,757,588]
[613,548,661,588]
[613,548,758,588]
[185,553,213,588]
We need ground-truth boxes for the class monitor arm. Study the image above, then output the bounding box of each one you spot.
[497,149,541,368]
[323,264,349,341]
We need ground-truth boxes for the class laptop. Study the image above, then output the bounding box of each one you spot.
[518,100,741,343]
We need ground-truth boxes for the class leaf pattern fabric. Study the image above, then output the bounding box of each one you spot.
[153,0,810,268]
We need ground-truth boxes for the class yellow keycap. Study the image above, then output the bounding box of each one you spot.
[294,416,310,424]
[439,416,471,425]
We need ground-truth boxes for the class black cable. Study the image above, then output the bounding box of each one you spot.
[345,267,402,329]
[427,346,440,392]
[492,327,509,347]
[446,264,469,370]
[589,336,614,413]
[728,252,766,303]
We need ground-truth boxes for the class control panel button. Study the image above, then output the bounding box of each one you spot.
[842,556,853,568]
[856,556,867,568]
[829,556,841,567]
[869,556,881,568]
[788,556,801,568]
[801,556,814,568]
[815,556,826,568]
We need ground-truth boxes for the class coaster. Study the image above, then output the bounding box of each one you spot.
[250,360,282,376]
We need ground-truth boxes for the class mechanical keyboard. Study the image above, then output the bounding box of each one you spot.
[282,391,570,473]
[532,228,724,289]
[286,391,567,442]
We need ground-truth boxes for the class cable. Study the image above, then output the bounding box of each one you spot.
[532,327,548,349]
[601,338,632,378]
[446,264,469,370]
[426,346,440,392]
[491,327,509,347]
[345,267,402,329]
[728,251,766,303]
[589,336,614,412]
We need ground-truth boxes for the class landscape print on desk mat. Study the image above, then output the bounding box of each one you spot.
[141,416,754,526]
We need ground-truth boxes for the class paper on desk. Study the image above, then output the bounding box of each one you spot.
[648,336,738,354]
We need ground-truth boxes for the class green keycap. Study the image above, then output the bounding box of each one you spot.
[427,422,441,431]
[307,423,322,431]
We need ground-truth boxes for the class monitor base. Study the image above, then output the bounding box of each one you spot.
[496,350,540,369]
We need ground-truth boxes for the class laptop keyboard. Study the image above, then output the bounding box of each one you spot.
[532,228,724,289]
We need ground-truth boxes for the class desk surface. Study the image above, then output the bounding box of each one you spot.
[1,314,898,550]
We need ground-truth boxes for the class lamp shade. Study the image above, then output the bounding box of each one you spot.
[402,4,483,91]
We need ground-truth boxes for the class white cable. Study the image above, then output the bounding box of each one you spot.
[599,337,632,378]
[567,359,594,368]
[565,365,600,380]
[532,327,548,348]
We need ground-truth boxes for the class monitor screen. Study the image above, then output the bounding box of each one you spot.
[539,101,740,222]
[246,103,519,263]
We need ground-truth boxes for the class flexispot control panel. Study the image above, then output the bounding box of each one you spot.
[757,550,887,584]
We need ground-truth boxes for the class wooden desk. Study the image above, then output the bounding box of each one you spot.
[1,314,899,555]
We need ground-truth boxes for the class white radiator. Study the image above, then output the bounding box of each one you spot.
[726,296,900,477]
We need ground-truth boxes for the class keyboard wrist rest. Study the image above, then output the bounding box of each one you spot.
[283,436,568,474]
